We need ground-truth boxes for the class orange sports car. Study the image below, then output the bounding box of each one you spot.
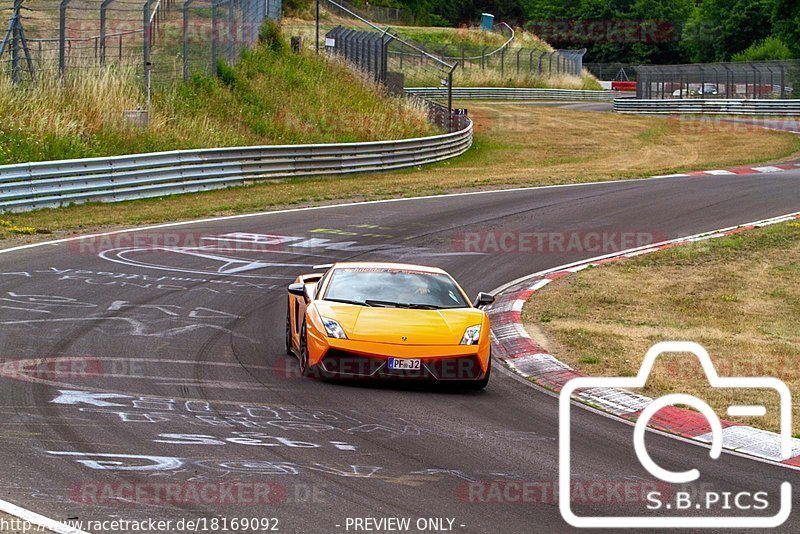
[285,262,494,388]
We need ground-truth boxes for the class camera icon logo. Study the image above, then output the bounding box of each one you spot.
[559,341,792,529]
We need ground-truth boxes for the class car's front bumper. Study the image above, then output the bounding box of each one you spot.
[308,338,490,381]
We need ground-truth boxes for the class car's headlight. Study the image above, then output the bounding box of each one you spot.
[460,325,481,345]
[322,317,348,339]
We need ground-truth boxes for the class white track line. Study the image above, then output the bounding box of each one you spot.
[5,169,797,258]
[0,498,88,534]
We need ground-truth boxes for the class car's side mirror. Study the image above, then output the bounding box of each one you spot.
[473,292,495,308]
[288,283,306,297]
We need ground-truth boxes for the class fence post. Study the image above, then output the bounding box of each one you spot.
[516,48,521,75]
[447,64,455,132]
[500,47,505,78]
[780,64,786,99]
[381,32,394,83]
[10,5,19,84]
[59,0,71,78]
[228,0,234,63]
[144,0,152,113]
[100,0,114,67]
[211,1,217,73]
[183,0,194,82]
[0,5,14,61]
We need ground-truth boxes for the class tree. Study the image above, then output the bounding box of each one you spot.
[682,0,775,62]
[771,0,800,57]
[731,36,793,61]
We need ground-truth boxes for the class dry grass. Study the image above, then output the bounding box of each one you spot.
[523,221,800,435]
[1,103,798,242]
[282,13,601,89]
[0,38,435,164]
[445,69,598,90]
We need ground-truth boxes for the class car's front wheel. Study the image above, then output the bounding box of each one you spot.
[285,304,294,356]
[460,354,491,390]
[298,322,313,378]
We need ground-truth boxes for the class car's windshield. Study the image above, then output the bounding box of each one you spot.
[324,268,469,309]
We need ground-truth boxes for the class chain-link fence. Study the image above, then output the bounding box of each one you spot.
[309,0,585,88]
[0,0,281,87]
[340,0,414,26]
[325,26,391,84]
[392,25,585,82]
[635,60,800,99]
[585,63,637,82]
[320,1,467,132]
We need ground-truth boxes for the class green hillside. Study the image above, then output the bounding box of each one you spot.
[0,23,434,165]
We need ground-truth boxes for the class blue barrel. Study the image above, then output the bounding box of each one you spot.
[480,13,494,32]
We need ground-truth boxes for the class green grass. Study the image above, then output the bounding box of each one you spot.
[0,25,434,166]
[399,26,512,49]
[1,103,798,244]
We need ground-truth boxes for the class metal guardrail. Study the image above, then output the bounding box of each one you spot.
[614,99,800,116]
[0,121,473,213]
[406,87,632,101]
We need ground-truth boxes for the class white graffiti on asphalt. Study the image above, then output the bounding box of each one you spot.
[49,390,421,436]
[44,451,523,484]
[96,232,485,279]
[0,292,241,319]
[45,451,381,478]
[0,268,280,295]
[0,293,252,340]
[47,391,554,443]
[154,432,357,451]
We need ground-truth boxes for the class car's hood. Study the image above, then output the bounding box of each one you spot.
[315,302,485,346]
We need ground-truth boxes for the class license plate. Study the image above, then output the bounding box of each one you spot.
[388,358,421,371]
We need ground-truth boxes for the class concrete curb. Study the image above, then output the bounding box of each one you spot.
[652,163,800,179]
[488,211,800,466]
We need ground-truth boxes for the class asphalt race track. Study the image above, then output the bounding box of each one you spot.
[1,172,799,533]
